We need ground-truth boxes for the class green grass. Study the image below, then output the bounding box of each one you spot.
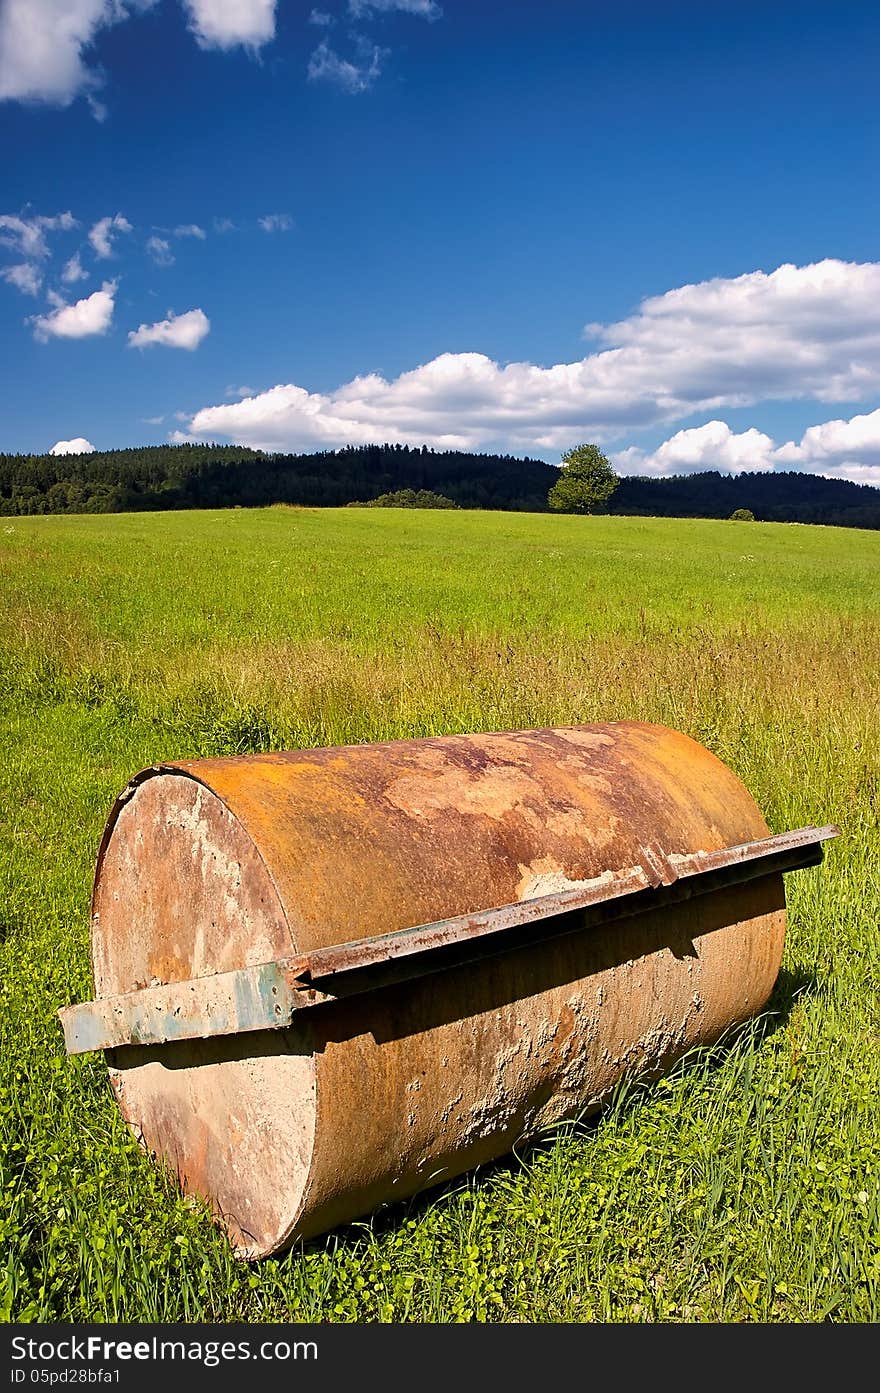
[1,507,878,1323]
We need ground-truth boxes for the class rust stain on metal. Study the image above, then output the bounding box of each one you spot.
[65,721,835,1258]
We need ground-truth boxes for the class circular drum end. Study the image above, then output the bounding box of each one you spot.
[91,770,318,1258]
[109,1033,317,1258]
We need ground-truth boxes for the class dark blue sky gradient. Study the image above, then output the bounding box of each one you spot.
[1,0,877,455]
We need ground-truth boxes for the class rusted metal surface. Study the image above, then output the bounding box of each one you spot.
[62,825,836,1054]
[299,822,834,980]
[60,957,313,1054]
[73,721,827,1258]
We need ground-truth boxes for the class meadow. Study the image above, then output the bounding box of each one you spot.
[0,506,877,1323]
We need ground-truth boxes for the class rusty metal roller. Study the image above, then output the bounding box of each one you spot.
[61,722,835,1258]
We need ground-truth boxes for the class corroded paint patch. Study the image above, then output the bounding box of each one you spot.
[516,856,617,902]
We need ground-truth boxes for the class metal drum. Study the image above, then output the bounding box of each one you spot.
[61,722,834,1258]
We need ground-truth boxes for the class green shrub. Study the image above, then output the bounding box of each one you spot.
[348,489,460,509]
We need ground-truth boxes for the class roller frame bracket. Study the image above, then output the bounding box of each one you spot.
[59,823,837,1055]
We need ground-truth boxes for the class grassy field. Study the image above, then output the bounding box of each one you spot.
[1,506,878,1323]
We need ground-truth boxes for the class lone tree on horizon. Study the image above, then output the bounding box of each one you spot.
[548,443,619,514]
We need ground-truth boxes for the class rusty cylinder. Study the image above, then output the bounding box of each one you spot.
[87,722,788,1257]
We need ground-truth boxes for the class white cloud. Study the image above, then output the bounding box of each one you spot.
[61,252,89,283]
[1,262,42,295]
[142,414,165,424]
[307,39,386,93]
[174,223,206,239]
[213,217,236,233]
[49,436,96,455]
[127,307,210,350]
[0,1,144,109]
[183,360,573,452]
[0,210,77,259]
[146,235,175,266]
[772,407,880,487]
[615,409,880,489]
[0,214,48,258]
[615,422,776,477]
[582,259,880,414]
[88,214,133,258]
[32,280,116,341]
[257,213,293,232]
[1,3,277,111]
[178,259,880,456]
[224,384,256,398]
[0,1,434,113]
[348,0,441,16]
[181,0,276,51]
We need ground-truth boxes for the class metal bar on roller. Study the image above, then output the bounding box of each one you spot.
[59,823,837,1055]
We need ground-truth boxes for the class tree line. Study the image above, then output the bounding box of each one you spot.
[611,470,880,529]
[0,441,878,529]
[0,443,553,515]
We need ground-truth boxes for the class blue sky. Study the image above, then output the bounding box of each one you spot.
[1,0,879,481]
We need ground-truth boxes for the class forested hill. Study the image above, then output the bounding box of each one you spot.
[0,443,554,515]
[611,470,880,529]
[1,442,878,528]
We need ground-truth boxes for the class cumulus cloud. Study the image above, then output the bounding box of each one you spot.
[307,38,386,93]
[61,252,88,283]
[32,280,116,341]
[184,373,475,451]
[0,210,77,259]
[1,2,275,112]
[127,307,210,350]
[181,0,276,50]
[174,222,206,239]
[177,258,880,458]
[308,8,334,24]
[615,410,880,488]
[49,436,96,455]
[257,213,293,232]
[0,0,143,109]
[213,217,236,233]
[146,235,175,267]
[615,422,776,477]
[582,259,880,412]
[88,213,133,258]
[1,262,42,295]
[772,407,880,486]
